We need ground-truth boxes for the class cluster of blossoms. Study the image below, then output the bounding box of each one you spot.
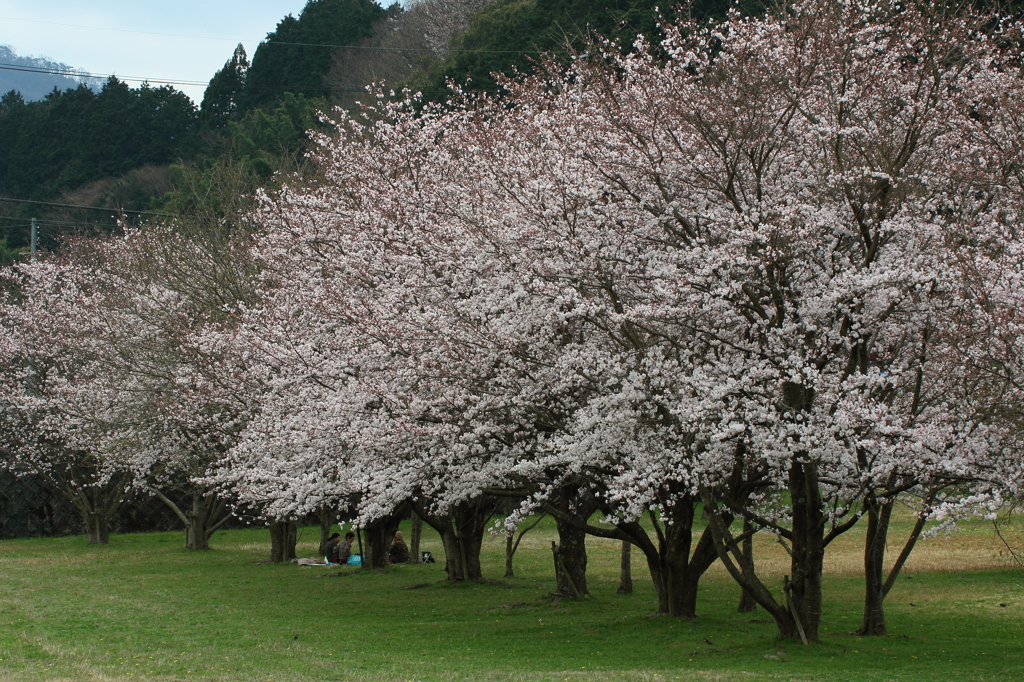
[3,0,1024,642]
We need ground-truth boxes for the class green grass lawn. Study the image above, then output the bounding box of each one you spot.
[0,515,1022,682]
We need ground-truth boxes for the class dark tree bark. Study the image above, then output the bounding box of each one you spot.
[505,533,515,577]
[617,540,633,594]
[409,510,423,563]
[269,519,297,562]
[737,518,757,613]
[553,524,588,597]
[317,507,334,556]
[546,490,600,597]
[45,466,130,545]
[413,495,499,582]
[542,492,720,618]
[787,459,825,643]
[362,508,405,569]
[857,491,931,636]
[146,484,230,551]
[74,479,128,545]
[860,495,891,635]
[659,501,723,618]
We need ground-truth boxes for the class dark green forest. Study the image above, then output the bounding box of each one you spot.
[0,0,748,259]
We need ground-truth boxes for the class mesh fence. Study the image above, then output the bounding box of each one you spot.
[0,472,253,539]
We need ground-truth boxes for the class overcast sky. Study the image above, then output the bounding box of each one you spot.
[0,1,315,103]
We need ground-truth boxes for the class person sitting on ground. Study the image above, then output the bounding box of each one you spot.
[325,532,342,563]
[388,531,411,564]
[337,531,355,565]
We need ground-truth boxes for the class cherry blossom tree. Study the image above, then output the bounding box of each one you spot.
[0,255,131,544]
[0,221,261,550]
[199,0,1024,641]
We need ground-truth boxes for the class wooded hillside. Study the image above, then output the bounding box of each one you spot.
[0,0,742,258]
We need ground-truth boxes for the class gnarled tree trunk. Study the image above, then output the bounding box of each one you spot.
[409,511,423,563]
[787,459,825,643]
[360,502,408,569]
[543,487,602,598]
[146,484,231,551]
[269,519,297,562]
[553,515,590,597]
[317,507,334,556]
[74,479,128,545]
[51,468,130,545]
[544,492,720,618]
[414,495,499,582]
[858,491,931,635]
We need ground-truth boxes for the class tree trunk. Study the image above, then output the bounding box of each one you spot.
[78,480,127,544]
[787,459,825,643]
[362,503,408,569]
[60,474,129,546]
[84,509,110,545]
[651,500,719,618]
[144,484,229,551]
[699,487,801,642]
[617,540,633,594]
[414,496,498,582]
[186,493,211,551]
[553,519,588,597]
[542,488,600,597]
[317,507,334,556]
[860,496,890,635]
[185,491,229,551]
[738,518,757,613]
[857,493,930,636]
[540,491,719,618]
[269,520,297,562]
[409,511,423,563]
[363,519,393,569]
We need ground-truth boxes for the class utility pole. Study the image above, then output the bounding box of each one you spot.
[30,217,37,260]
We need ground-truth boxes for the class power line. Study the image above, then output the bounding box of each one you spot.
[0,62,504,96]
[0,62,208,88]
[263,39,540,55]
[0,196,172,217]
[0,15,544,55]
[0,217,129,229]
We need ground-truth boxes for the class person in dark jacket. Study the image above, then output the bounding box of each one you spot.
[388,531,411,564]
[325,533,342,563]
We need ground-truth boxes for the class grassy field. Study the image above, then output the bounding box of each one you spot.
[0,513,1022,682]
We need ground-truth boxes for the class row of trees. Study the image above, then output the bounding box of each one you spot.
[3,0,1024,645]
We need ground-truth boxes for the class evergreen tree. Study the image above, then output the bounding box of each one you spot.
[239,0,387,112]
[0,79,197,249]
[200,44,249,127]
[411,0,759,96]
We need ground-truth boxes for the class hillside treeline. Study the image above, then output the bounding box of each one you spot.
[0,0,729,259]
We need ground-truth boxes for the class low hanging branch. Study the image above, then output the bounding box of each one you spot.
[505,512,546,577]
[993,514,1024,569]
